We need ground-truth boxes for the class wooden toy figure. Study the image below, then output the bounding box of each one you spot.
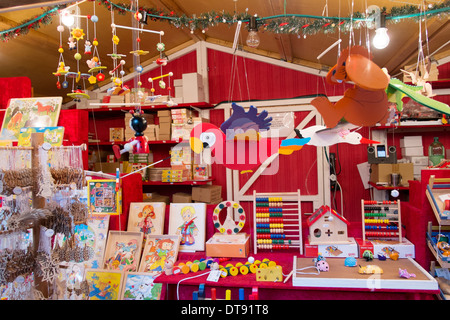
[113,110,149,159]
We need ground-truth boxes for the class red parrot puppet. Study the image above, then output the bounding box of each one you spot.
[189,103,311,173]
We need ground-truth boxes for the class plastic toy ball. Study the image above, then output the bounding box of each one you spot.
[248,256,255,264]
[91,15,98,23]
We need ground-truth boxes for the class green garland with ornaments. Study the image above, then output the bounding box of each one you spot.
[1,0,449,42]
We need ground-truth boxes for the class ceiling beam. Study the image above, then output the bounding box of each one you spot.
[264,0,293,62]
[385,19,449,74]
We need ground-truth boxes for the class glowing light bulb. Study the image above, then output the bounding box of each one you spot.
[246,30,260,48]
[373,27,390,49]
[62,13,75,27]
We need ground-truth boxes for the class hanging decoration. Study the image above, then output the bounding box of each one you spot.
[1,1,449,42]
[60,4,91,102]
[53,14,70,90]
[86,1,107,84]
[107,6,129,96]
[311,45,391,128]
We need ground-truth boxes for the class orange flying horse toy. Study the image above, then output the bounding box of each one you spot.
[312,46,390,128]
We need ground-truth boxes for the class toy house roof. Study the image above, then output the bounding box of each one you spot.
[307,205,350,227]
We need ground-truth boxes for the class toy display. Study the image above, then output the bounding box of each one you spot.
[307,205,351,245]
[169,203,206,252]
[426,175,450,223]
[361,200,402,242]
[1,0,447,303]
[205,200,250,258]
[253,190,303,254]
[311,45,390,128]
[212,201,246,235]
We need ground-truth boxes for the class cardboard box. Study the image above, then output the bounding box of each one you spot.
[404,156,428,166]
[370,163,414,186]
[173,79,183,87]
[143,193,170,204]
[172,192,192,203]
[194,198,222,204]
[93,162,120,174]
[171,124,194,140]
[400,136,423,148]
[304,237,359,258]
[182,73,205,103]
[206,233,250,258]
[355,238,415,259]
[159,122,171,130]
[157,110,171,117]
[401,146,424,157]
[192,185,222,203]
[158,134,171,141]
[159,116,171,123]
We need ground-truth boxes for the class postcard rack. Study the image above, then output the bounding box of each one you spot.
[361,200,402,242]
[253,190,303,255]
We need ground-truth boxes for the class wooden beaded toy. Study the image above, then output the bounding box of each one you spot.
[218,258,278,278]
[361,200,402,242]
[173,257,231,275]
[253,190,303,254]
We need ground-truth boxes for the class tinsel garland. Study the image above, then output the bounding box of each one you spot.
[1,0,449,42]
[0,6,62,42]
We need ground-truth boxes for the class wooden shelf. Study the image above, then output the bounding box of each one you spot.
[88,139,186,146]
[142,179,213,186]
[371,124,450,131]
[86,102,214,113]
[369,181,409,190]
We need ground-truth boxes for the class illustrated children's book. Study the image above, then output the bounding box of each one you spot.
[18,126,65,147]
[85,269,123,300]
[168,203,206,252]
[0,97,62,141]
[87,179,122,215]
[127,202,166,238]
[138,235,180,274]
[121,272,162,300]
[103,231,144,272]
[73,214,110,269]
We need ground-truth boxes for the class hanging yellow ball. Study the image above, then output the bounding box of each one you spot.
[58,47,64,53]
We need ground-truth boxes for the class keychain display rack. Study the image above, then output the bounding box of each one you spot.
[361,200,402,242]
[252,190,303,255]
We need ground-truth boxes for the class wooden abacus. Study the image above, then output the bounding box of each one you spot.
[253,190,303,254]
[361,199,402,242]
